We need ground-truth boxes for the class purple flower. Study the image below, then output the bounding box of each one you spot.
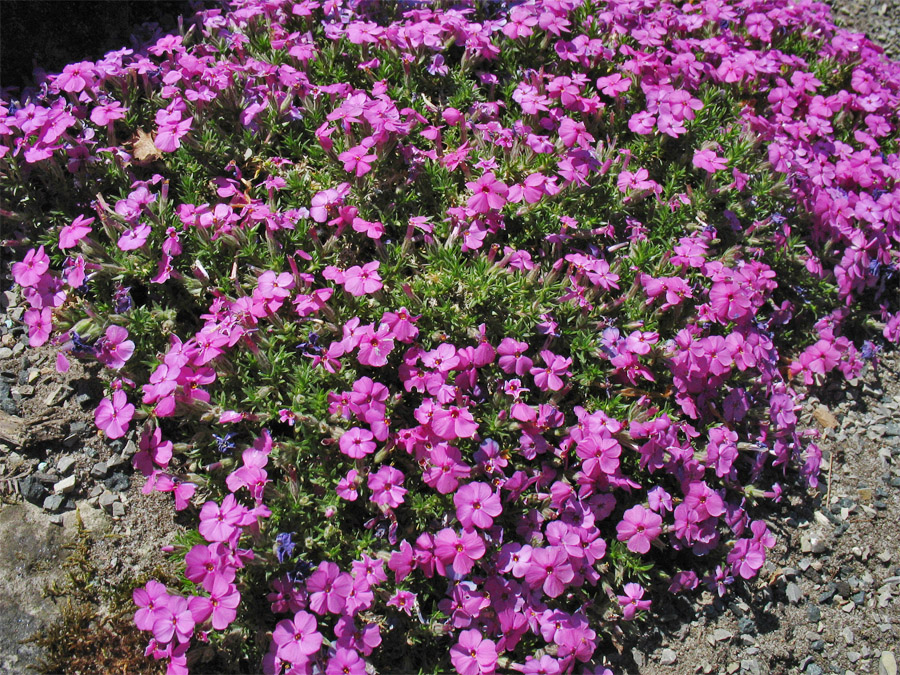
[616,505,663,554]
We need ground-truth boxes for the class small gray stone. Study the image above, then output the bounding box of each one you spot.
[104,472,130,492]
[53,475,76,494]
[18,476,47,504]
[42,494,65,512]
[880,651,897,675]
[660,649,677,666]
[713,628,733,642]
[90,461,108,478]
[111,501,126,518]
[738,617,756,635]
[98,492,117,510]
[741,659,761,675]
[848,652,861,663]
[807,606,822,623]
[0,347,12,359]
[806,664,823,675]
[56,456,76,475]
[787,582,803,603]
[106,454,126,470]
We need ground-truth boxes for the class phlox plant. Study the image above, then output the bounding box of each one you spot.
[2,0,899,672]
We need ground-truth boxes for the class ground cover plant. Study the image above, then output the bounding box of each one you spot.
[2,0,899,672]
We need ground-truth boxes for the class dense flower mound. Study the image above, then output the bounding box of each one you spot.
[2,0,900,672]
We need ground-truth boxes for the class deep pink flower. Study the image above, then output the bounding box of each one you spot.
[307,562,353,615]
[152,595,194,644]
[530,350,572,391]
[342,262,383,296]
[326,647,366,675]
[692,148,728,173]
[198,494,247,543]
[98,325,135,369]
[450,629,498,675]
[617,583,651,620]
[272,611,322,663]
[466,172,509,213]
[23,307,52,347]
[616,505,663,554]
[339,427,376,458]
[431,404,478,440]
[367,465,407,508]
[134,580,169,631]
[433,528,486,576]
[118,224,152,251]
[188,576,240,630]
[454,481,502,530]
[12,246,49,288]
[59,215,94,249]
[523,546,575,598]
[94,390,135,439]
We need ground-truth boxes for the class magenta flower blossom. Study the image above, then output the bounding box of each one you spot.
[727,539,766,579]
[617,583,651,620]
[523,546,575,598]
[339,427,376,458]
[466,171,509,213]
[307,561,353,615]
[497,338,533,376]
[97,325,135,369]
[94,390,135,439]
[198,493,247,543]
[434,528,486,576]
[59,215,94,249]
[118,224,152,251]
[450,629,498,675]
[272,611,323,663]
[152,595,195,644]
[342,261,383,296]
[431,404,479,440]
[12,246,50,287]
[454,481,502,530]
[133,580,169,632]
[188,576,240,630]
[692,148,728,173]
[530,350,572,391]
[23,307,52,347]
[326,647,366,675]
[616,504,663,554]
[367,465,407,508]
[387,590,416,616]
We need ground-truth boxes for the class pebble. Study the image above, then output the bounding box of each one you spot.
[807,606,822,622]
[56,456,76,475]
[104,472,130,492]
[98,491,117,510]
[0,347,12,359]
[806,664,823,675]
[53,475,76,494]
[42,494,65,512]
[787,582,803,603]
[90,461,108,478]
[18,475,47,503]
[660,648,677,665]
[881,652,898,675]
[849,652,862,663]
[111,501,126,518]
[741,659,761,675]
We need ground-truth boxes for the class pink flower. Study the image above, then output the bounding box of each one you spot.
[23,307,52,347]
[188,577,240,630]
[387,590,416,615]
[307,562,352,615]
[616,505,663,554]
[454,482,502,530]
[617,582,651,620]
[530,350,572,391]
[326,648,366,675]
[337,469,360,501]
[94,390,135,439]
[12,246,50,287]
[367,466,407,508]
[466,172,509,213]
[523,546,575,598]
[450,629,498,675]
[431,404,479,440]
[338,140,377,177]
[727,539,766,580]
[692,148,728,173]
[152,595,195,644]
[59,215,94,249]
[339,427,376,458]
[356,325,394,367]
[497,338,533,376]
[134,580,169,631]
[198,494,247,543]
[272,611,323,663]
[118,224,152,251]
[98,325,135,369]
[342,262,383,296]
[433,528,486,576]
